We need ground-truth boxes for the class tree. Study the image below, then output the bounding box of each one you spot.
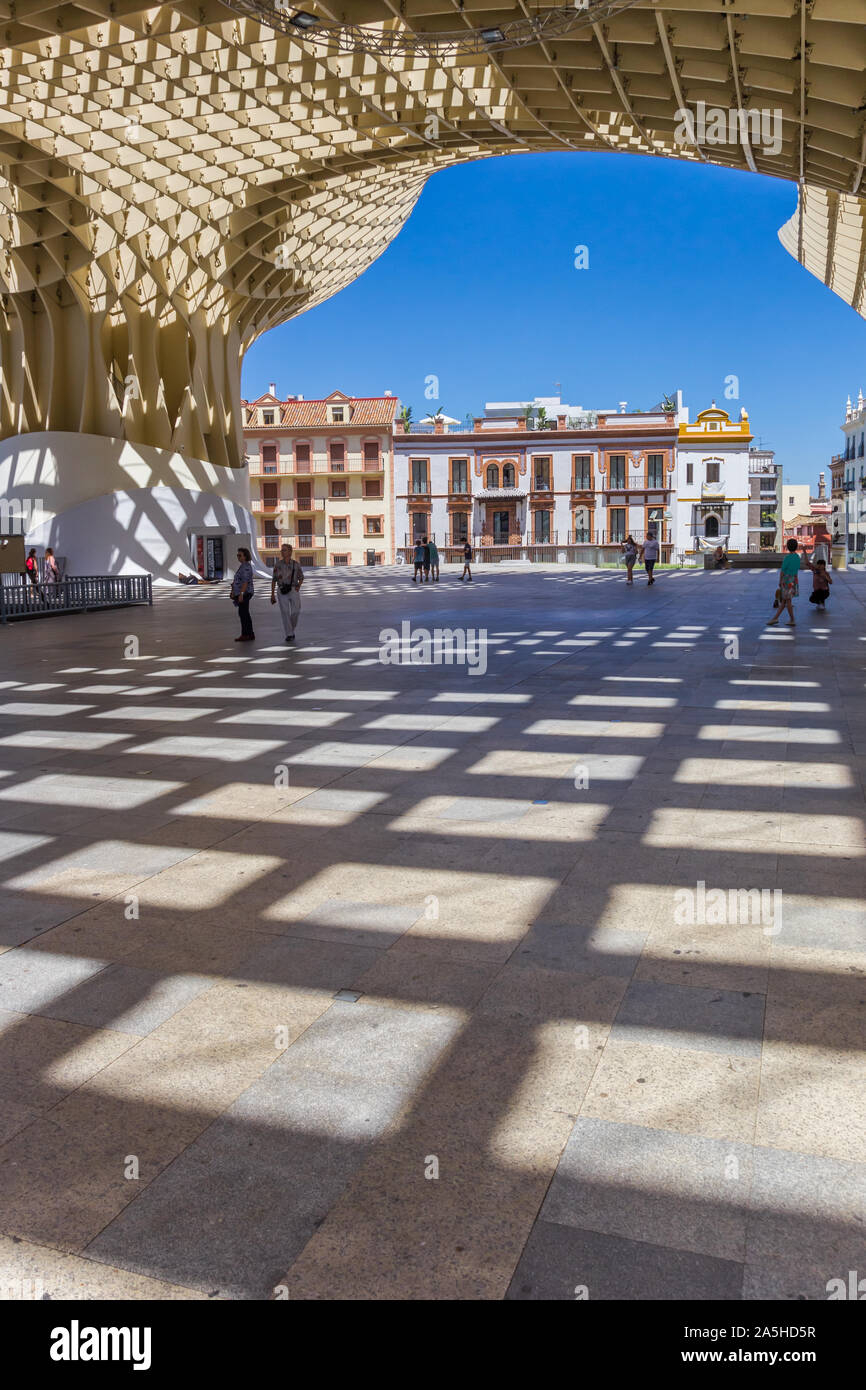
[399,404,413,427]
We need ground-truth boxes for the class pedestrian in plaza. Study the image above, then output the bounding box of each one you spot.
[805,556,832,611]
[461,539,473,582]
[428,537,440,582]
[422,535,431,582]
[231,546,256,641]
[640,529,660,585]
[43,548,60,584]
[622,534,638,584]
[767,538,801,626]
[412,537,426,583]
[270,542,304,642]
[24,548,39,588]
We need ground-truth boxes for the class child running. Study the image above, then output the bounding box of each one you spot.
[767,539,801,626]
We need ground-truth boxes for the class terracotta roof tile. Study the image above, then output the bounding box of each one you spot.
[243,396,398,428]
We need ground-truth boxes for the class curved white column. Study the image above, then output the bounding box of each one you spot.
[0,432,262,583]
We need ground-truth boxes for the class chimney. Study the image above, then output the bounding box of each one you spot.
[383,390,392,396]
[818,471,825,500]
[619,401,627,414]
[557,414,566,430]
[269,383,276,396]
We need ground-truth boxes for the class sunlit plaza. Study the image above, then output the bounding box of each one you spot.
[0,563,864,1300]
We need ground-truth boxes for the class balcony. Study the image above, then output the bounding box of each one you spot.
[285,535,326,550]
[287,498,326,513]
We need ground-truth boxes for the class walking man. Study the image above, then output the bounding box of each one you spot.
[271,542,304,643]
[428,537,440,582]
[461,539,473,582]
[640,529,660,585]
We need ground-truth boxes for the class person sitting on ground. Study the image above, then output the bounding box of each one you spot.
[805,556,832,610]
[178,571,200,585]
[713,545,729,569]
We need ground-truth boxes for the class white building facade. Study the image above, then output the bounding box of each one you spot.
[393,399,678,563]
[670,405,755,559]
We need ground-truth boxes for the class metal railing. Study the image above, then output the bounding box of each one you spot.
[0,574,152,623]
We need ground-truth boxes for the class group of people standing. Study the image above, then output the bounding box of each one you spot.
[410,539,474,583]
[621,532,660,585]
[22,548,60,595]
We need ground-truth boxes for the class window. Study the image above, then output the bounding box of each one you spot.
[573,455,591,490]
[411,459,429,494]
[363,479,382,498]
[329,441,345,471]
[573,506,591,542]
[365,516,383,535]
[450,459,468,493]
[609,455,626,489]
[363,441,380,470]
[788,495,795,505]
[411,512,429,541]
[262,444,277,474]
[706,461,720,483]
[502,462,516,488]
[533,457,551,491]
[647,453,664,488]
[262,411,274,426]
[707,421,719,430]
[295,442,311,473]
[299,554,315,567]
[534,510,551,543]
[451,512,468,544]
[485,463,499,488]
[330,480,347,498]
[262,482,278,507]
[686,463,694,485]
[331,517,349,536]
[609,507,626,541]
[331,407,345,423]
[332,554,349,566]
[705,515,719,538]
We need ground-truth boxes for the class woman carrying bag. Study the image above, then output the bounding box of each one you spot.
[270,543,304,643]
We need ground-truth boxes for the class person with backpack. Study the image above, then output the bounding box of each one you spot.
[270,542,304,642]
[412,538,426,583]
[460,539,473,582]
[640,530,660,585]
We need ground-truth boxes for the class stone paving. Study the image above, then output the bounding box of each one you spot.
[0,562,864,1301]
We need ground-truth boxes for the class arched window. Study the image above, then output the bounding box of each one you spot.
[705,515,719,538]
[486,464,499,489]
[502,462,516,487]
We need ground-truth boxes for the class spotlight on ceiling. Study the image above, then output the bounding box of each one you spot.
[288,11,318,29]
[480,27,506,43]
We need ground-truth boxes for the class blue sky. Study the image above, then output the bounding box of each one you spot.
[242,151,866,487]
